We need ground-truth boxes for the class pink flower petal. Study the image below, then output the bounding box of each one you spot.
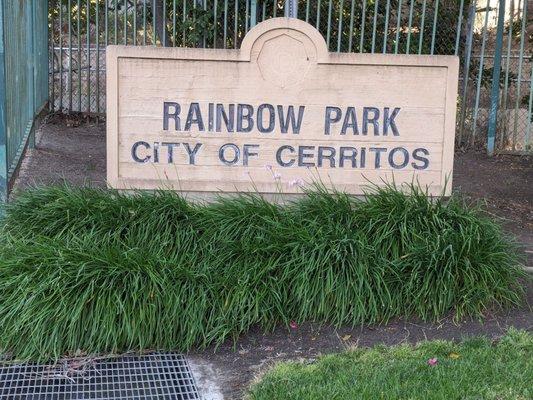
[289,321,298,329]
[427,357,438,366]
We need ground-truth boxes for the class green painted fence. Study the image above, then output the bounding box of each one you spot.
[0,0,49,202]
[49,0,532,154]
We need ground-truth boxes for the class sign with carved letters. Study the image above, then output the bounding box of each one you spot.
[107,18,459,196]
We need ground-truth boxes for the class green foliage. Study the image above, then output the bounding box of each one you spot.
[248,328,533,400]
[50,0,468,53]
[0,184,526,361]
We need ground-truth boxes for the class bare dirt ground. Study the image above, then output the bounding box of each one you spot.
[12,117,533,399]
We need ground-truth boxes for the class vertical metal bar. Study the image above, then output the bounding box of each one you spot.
[245,0,249,32]
[152,0,156,45]
[526,65,533,151]
[0,0,8,203]
[181,0,185,45]
[114,0,118,44]
[418,0,427,55]
[162,0,166,46]
[223,0,228,48]
[511,0,527,151]
[471,0,491,143]
[105,0,108,46]
[42,0,50,111]
[316,0,321,29]
[203,0,208,48]
[430,0,439,55]
[250,0,256,28]
[234,0,238,47]
[336,0,343,52]
[326,0,333,49]
[348,0,355,52]
[405,0,414,54]
[371,0,380,52]
[144,0,147,45]
[306,0,310,22]
[96,0,100,114]
[371,0,378,53]
[487,0,507,155]
[273,0,277,18]
[50,0,55,112]
[172,0,176,47]
[28,0,36,148]
[285,0,298,18]
[382,0,390,54]
[124,0,128,44]
[500,0,518,146]
[133,0,137,45]
[394,0,401,54]
[68,0,72,112]
[454,0,465,56]
[77,0,81,112]
[458,1,475,144]
[86,0,90,113]
[193,0,197,45]
[59,1,63,110]
[213,0,218,48]
[113,0,118,44]
[28,0,36,147]
[359,0,367,53]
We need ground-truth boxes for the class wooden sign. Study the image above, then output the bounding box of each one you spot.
[107,18,459,196]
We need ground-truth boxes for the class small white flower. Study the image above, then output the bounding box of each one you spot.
[289,178,304,187]
[273,172,281,180]
[265,164,273,170]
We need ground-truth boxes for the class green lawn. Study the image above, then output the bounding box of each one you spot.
[248,329,533,400]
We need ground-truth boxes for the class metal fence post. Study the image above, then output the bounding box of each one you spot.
[487,0,506,155]
[0,0,7,204]
[250,0,257,28]
[28,0,36,149]
[527,65,533,151]
[285,0,298,18]
[458,1,476,145]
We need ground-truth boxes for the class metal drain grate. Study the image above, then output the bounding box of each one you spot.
[0,353,200,399]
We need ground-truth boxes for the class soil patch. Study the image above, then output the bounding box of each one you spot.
[191,303,532,399]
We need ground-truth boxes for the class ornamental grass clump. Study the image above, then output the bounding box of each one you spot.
[0,184,526,361]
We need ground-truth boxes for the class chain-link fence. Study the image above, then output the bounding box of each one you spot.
[49,0,532,153]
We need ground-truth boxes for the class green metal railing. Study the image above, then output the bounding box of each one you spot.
[47,0,532,153]
[0,0,49,203]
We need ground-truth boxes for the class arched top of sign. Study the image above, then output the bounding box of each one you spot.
[241,18,328,61]
[240,18,329,88]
